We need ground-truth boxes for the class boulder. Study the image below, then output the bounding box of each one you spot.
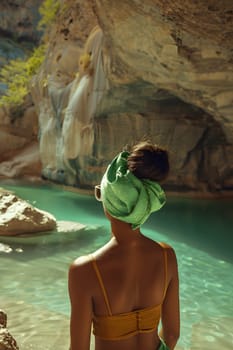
[0,189,57,236]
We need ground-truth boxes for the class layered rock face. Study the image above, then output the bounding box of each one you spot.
[95,0,233,137]
[2,0,233,194]
[93,0,233,193]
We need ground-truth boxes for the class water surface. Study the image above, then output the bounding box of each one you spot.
[0,182,232,350]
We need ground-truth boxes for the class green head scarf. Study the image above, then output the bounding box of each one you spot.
[100,151,166,229]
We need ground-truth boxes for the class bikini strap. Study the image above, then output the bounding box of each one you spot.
[158,242,168,299]
[91,255,112,316]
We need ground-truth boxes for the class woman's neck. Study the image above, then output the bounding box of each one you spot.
[109,217,142,244]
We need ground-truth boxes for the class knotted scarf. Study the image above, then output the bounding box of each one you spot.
[100,151,166,229]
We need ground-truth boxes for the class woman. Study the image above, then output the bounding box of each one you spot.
[68,141,180,350]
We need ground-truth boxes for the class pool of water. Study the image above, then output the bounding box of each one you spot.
[0,181,232,350]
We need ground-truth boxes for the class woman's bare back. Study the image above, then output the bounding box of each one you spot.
[90,234,173,350]
[92,236,167,315]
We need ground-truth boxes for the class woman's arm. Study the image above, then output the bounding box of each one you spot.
[160,247,180,350]
[68,256,93,350]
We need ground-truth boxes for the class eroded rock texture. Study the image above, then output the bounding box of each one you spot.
[2,0,233,195]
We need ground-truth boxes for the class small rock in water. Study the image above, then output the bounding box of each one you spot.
[0,309,19,350]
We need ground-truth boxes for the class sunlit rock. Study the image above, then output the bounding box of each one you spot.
[0,190,57,236]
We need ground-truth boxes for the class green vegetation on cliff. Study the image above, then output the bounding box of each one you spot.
[0,0,60,109]
[0,45,46,108]
[38,0,61,29]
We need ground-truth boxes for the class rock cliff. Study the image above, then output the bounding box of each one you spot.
[0,0,42,72]
[1,0,233,195]
[0,0,43,180]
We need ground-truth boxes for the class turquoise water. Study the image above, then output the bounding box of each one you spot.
[0,182,232,350]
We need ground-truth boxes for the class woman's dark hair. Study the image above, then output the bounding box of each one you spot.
[127,141,169,182]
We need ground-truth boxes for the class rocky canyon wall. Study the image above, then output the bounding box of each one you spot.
[0,0,43,179]
[0,0,43,89]
[1,0,233,195]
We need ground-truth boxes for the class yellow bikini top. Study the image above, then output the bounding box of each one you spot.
[91,243,168,340]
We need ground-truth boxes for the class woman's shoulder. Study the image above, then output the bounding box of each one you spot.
[157,241,172,249]
[145,237,174,252]
[157,242,179,279]
[69,254,96,291]
[72,254,93,266]
[158,241,176,255]
[153,241,178,272]
[69,254,94,276]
